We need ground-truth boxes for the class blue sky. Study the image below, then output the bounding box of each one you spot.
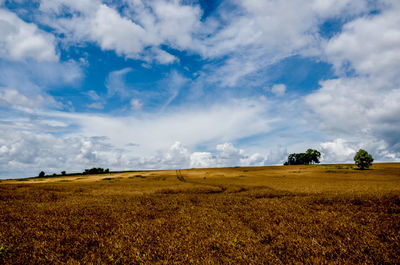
[0,0,399,178]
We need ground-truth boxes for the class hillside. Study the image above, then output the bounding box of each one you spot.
[1,163,399,263]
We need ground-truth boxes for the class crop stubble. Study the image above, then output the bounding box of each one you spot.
[0,163,399,264]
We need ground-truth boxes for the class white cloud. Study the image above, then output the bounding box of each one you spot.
[198,0,369,58]
[190,143,268,169]
[185,0,372,89]
[0,131,117,178]
[130,98,142,111]
[86,102,104,110]
[306,77,400,151]
[325,6,400,80]
[37,0,369,65]
[0,59,83,94]
[148,0,201,49]
[90,4,148,56]
[306,2,400,158]
[2,0,399,179]
[86,90,101,101]
[320,138,400,164]
[0,131,273,179]
[37,0,200,63]
[106,68,132,98]
[0,88,43,110]
[161,71,189,108]
[152,48,178,64]
[311,0,367,18]
[271,84,286,97]
[215,142,245,166]
[50,98,272,155]
[320,138,357,163]
[0,8,58,62]
[39,0,99,14]
[190,152,214,168]
[264,146,288,165]
[162,141,190,168]
[215,57,257,87]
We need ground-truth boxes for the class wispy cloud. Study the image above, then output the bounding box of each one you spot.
[105,67,133,98]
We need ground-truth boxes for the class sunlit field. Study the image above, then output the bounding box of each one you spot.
[1,163,399,264]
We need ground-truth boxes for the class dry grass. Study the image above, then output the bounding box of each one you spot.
[0,163,399,264]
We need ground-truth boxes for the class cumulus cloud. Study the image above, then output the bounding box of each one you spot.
[190,143,268,169]
[37,0,199,63]
[325,6,400,80]
[162,141,190,168]
[307,77,400,153]
[0,131,118,178]
[320,138,357,163]
[0,8,58,62]
[33,0,370,67]
[90,4,148,56]
[320,138,400,163]
[190,152,215,168]
[0,133,272,179]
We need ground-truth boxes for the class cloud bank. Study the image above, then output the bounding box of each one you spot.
[0,0,399,178]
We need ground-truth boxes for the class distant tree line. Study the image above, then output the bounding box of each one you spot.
[37,168,110,178]
[83,168,110,174]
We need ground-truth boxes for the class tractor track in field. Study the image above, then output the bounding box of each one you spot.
[176,169,227,193]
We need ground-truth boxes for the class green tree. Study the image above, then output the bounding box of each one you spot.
[354,149,374,169]
[306,149,321,164]
[284,149,321,165]
[38,171,45,178]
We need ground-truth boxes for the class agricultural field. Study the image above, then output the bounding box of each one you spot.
[0,163,399,264]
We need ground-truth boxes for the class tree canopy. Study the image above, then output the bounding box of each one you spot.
[284,149,321,165]
[354,149,373,169]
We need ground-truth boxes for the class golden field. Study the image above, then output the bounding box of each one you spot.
[0,163,399,264]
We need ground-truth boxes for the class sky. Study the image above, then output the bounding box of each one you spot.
[0,0,399,179]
